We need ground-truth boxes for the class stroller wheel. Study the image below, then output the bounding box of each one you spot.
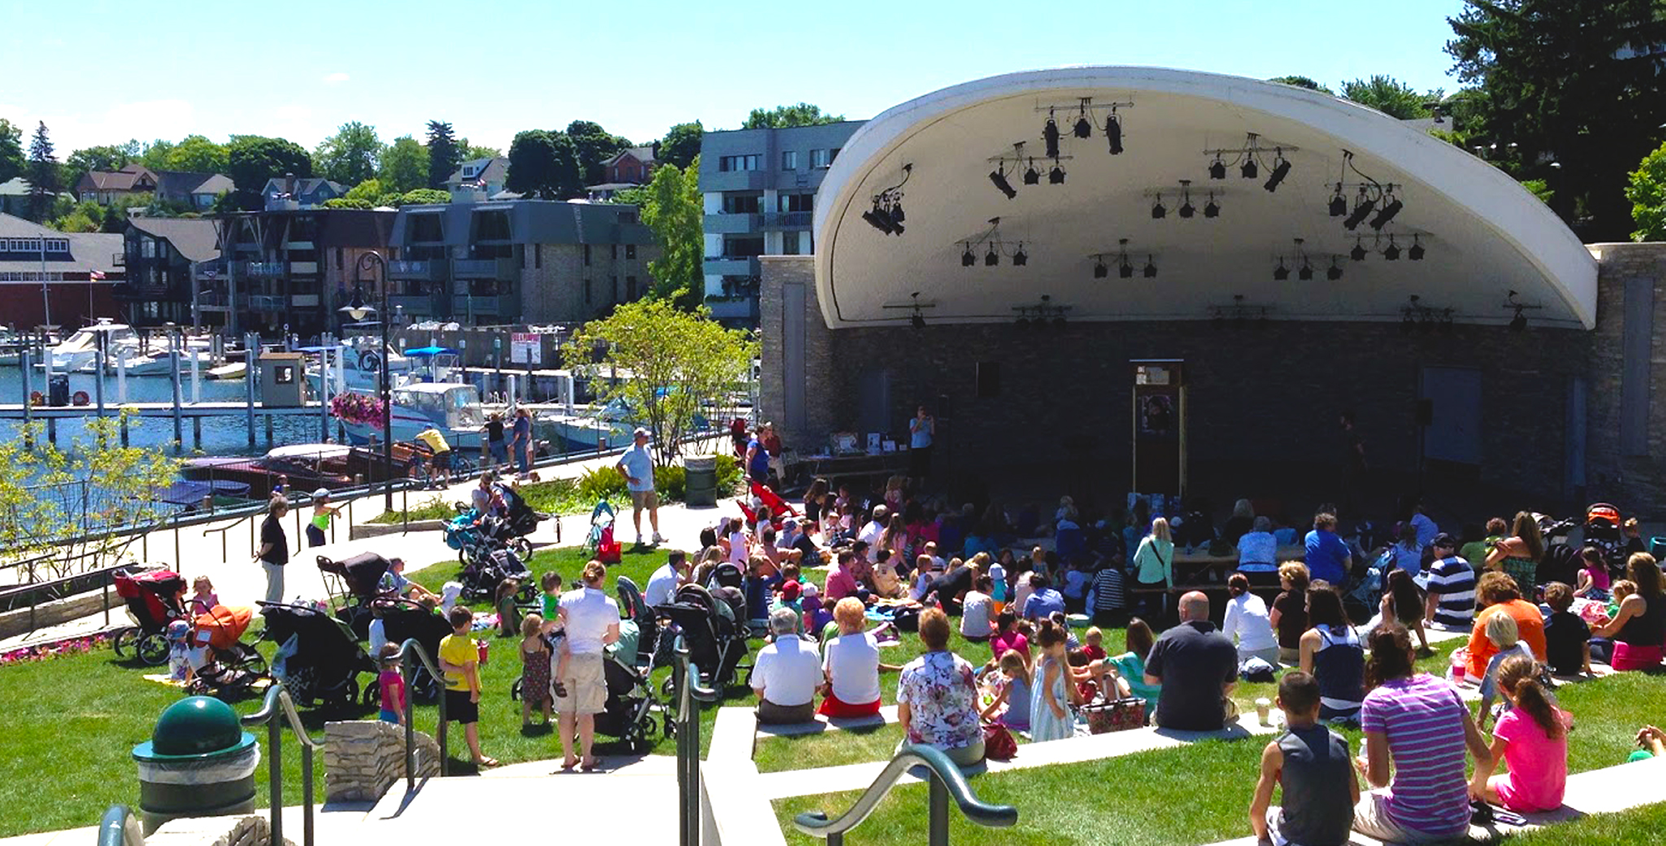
[636,713,660,742]
[510,537,532,560]
[111,627,138,658]
[362,679,381,709]
[238,644,268,677]
[510,677,523,701]
[515,582,537,606]
[137,633,171,666]
[663,713,677,738]
[333,676,360,708]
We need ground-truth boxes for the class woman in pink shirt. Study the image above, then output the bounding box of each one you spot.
[1469,654,1571,812]
[985,610,1032,671]
[824,550,862,602]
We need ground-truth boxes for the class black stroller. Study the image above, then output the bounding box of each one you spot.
[259,601,376,707]
[373,598,455,701]
[487,484,546,545]
[1584,503,1627,573]
[318,552,395,637]
[657,583,749,693]
[460,547,537,605]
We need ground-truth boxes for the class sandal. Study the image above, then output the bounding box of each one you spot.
[580,758,601,772]
[559,758,579,770]
[477,756,499,768]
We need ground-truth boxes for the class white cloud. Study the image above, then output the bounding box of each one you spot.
[322,72,350,85]
[0,99,195,152]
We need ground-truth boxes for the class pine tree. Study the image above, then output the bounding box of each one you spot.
[25,122,60,222]
[426,121,460,190]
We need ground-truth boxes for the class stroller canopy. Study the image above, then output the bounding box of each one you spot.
[194,605,254,650]
[319,552,393,599]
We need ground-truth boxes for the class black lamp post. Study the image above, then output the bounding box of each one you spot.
[339,251,393,509]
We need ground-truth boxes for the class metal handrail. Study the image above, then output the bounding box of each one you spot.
[792,745,1018,846]
[241,682,322,846]
[674,641,719,846]
[389,636,449,790]
[97,805,144,846]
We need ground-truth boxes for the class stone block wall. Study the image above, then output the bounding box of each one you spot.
[147,815,285,846]
[324,719,440,803]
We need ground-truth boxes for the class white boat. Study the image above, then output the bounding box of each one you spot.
[304,336,413,393]
[206,361,247,380]
[117,348,218,376]
[46,319,138,372]
[337,383,486,449]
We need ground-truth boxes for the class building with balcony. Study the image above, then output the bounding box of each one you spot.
[116,217,221,328]
[206,208,394,339]
[0,213,123,329]
[387,199,657,326]
[697,121,864,324]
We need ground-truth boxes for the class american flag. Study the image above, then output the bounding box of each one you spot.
[90,270,106,280]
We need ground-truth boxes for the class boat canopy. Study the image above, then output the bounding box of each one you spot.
[404,346,459,357]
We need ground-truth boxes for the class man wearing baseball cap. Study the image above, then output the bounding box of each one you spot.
[1423,533,1477,630]
[616,427,664,546]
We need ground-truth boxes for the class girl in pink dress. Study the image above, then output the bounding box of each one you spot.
[1469,654,1572,812]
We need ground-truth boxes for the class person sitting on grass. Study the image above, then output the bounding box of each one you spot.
[1105,617,1161,712]
[1468,654,1572,813]
[438,604,497,768]
[1223,572,1279,667]
[1542,582,1594,677]
[1270,563,1311,666]
[770,580,806,636]
[1299,581,1365,724]
[1592,552,1666,672]
[1377,569,1430,653]
[1476,612,1536,731]
[1022,572,1066,621]
[960,576,996,643]
[1145,592,1239,731]
[1575,547,1613,601]
[819,597,889,719]
[979,650,1032,732]
[1250,670,1359,846]
[986,609,1031,670]
[752,607,821,724]
[897,607,985,767]
[1629,725,1666,763]
[1467,572,1547,680]
[1353,623,1492,844]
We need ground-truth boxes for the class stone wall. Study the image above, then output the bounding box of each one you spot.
[323,719,440,803]
[146,815,285,846]
[1584,243,1666,512]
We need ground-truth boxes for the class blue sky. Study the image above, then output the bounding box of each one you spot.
[1,0,1470,156]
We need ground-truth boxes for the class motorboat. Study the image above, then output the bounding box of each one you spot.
[115,347,219,376]
[45,319,138,372]
[336,383,487,450]
[206,361,247,380]
[179,443,404,500]
[304,336,413,393]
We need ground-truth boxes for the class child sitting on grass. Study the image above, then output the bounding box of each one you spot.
[1249,670,1359,846]
[438,604,497,768]
[1469,655,1572,813]
[1478,613,1536,731]
[978,650,1032,732]
[1575,547,1612,601]
[377,643,406,725]
[519,613,554,727]
[1080,626,1108,662]
[1542,582,1593,677]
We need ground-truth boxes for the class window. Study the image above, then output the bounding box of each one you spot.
[462,164,478,178]
[473,210,511,240]
[141,238,156,259]
[626,276,638,299]
[724,236,765,258]
[583,244,591,266]
[810,149,830,169]
[584,279,592,303]
[783,232,801,255]
[781,151,798,171]
[46,238,68,253]
[779,193,813,212]
[722,194,761,214]
[718,154,761,172]
[626,244,636,260]
[829,147,841,164]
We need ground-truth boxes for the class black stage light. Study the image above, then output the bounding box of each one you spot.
[1094,260,1108,279]
[961,246,976,267]
[1350,241,1368,262]
[1240,158,1258,179]
[1369,198,1403,229]
[1023,162,1041,185]
[1273,260,1289,281]
[1204,195,1220,218]
[1208,158,1226,180]
[1074,114,1093,139]
[1049,165,1065,185]
[990,170,1017,199]
[1509,309,1527,332]
[1119,261,1134,279]
[1327,259,1343,281]
[911,312,925,330]
[1105,115,1124,154]
[1012,246,1028,266]
[889,202,904,223]
[1263,154,1292,192]
[1151,198,1166,219]
[1408,236,1425,261]
[1043,114,1061,158]
[1383,239,1401,261]
[1329,185,1348,217]
[985,245,999,266]
[862,205,894,235]
[1343,198,1376,230]
[1179,199,1195,218]
[1298,261,1314,281]
[1143,256,1158,278]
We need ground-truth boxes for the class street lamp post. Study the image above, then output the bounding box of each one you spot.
[340,251,393,510]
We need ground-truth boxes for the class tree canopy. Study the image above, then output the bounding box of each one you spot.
[64,142,139,189]
[426,120,460,189]
[165,135,229,174]
[314,121,384,187]
[379,135,429,194]
[227,136,312,210]
[658,121,703,170]
[137,139,175,171]
[0,119,24,185]
[1339,75,1439,120]
[1267,75,1334,95]
[459,139,500,161]
[1447,0,1666,240]
[564,300,756,465]
[741,103,845,129]
[565,120,631,186]
[26,122,60,221]
[1627,141,1666,242]
[504,129,582,199]
[638,157,704,310]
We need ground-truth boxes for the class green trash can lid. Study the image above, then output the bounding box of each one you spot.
[133,696,257,762]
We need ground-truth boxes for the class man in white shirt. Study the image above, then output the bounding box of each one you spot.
[858,505,889,563]
[616,428,664,546]
[644,550,687,609]
[751,608,822,724]
[556,561,621,770]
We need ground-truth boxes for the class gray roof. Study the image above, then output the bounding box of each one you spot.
[0,177,31,197]
[389,199,652,249]
[448,157,509,186]
[0,213,123,275]
[126,216,222,263]
[155,170,233,198]
[603,145,656,167]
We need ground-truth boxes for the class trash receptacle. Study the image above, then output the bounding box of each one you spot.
[132,696,261,834]
[48,373,69,407]
[684,456,717,507]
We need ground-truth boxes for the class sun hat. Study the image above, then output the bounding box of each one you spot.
[781,580,802,601]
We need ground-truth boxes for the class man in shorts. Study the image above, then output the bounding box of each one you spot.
[557,560,621,770]
[416,424,452,488]
[617,427,664,546]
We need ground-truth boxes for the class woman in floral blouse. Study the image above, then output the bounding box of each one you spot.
[896,608,985,767]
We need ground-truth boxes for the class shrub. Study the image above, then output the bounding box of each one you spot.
[576,465,628,503]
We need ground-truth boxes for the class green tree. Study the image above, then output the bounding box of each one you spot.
[1338,75,1438,120]
[321,197,373,210]
[1627,141,1666,242]
[0,119,25,185]
[314,121,384,187]
[25,122,60,222]
[396,188,449,206]
[564,299,755,464]
[1267,75,1335,95]
[637,157,704,310]
[505,129,582,199]
[742,103,845,129]
[379,135,429,194]
[164,135,229,173]
[138,139,176,171]
[342,178,385,204]
[226,136,312,210]
[459,138,500,161]
[565,120,631,186]
[52,200,104,233]
[657,121,703,170]
[64,142,139,190]
[426,120,460,189]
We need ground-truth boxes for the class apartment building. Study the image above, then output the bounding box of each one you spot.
[202,208,395,338]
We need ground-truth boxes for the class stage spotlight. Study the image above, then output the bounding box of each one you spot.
[961,245,976,267]
[1298,260,1314,281]
[1208,157,1226,180]
[1350,240,1368,262]
[1012,245,1028,266]
[861,204,894,235]
[1263,151,1291,192]
[1093,259,1108,279]
[1043,113,1061,158]
[1105,115,1124,154]
[1369,197,1403,229]
[1048,164,1066,185]
[1240,158,1258,179]
[1509,308,1527,331]
[1142,256,1158,278]
[1273,259,1289,281]
[1023,161,1041,185]
[1151,197,1166,219]
[1179,199,1195,218]
[1203,195,1220,218]
[985,245,999,266]
[1119,261,1134,279]
[1383,238,1401,261]
[911,312,926,330]
[1343,197,1376,230]
[990,169,1017,199]
[1408,235,1425,261]
[1329,184,1348,217]
[1327,259,1344,281]
[1073,114,1093,139]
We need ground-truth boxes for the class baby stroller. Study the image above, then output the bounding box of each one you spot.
[657,583,749,692]
[748,479,799,518]
[185,606,267,696]
[584,500,622,562]
[113,570,188,665]
[444,507,519,566]
[369,598,454,702]
[259,601,376,707]
[594,618,667,752]
[614,576,659,669]
[1584,503,1626,571]
[460,547,536,604]
[1343,547,1392,623]
[490,485,546,546]
[318,552,394,635]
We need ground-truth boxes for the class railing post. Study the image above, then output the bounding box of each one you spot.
[929,772,950,846]
[404,675,417,794]
[267,717,283,846]
[302,744,314,846]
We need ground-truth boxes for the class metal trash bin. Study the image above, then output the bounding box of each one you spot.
[48,373,70,407]
[684,456,718,507]
[132,696,261,834]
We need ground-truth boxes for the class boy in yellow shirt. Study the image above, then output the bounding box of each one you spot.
[438,605,497,767]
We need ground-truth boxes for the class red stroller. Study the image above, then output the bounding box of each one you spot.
[112,570,188,665]
[749,479,799,517]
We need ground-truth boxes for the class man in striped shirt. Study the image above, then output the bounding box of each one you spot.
[1422,534,1476,630]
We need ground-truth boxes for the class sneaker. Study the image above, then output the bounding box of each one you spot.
[636,534,644,546]
[652,532,666,544]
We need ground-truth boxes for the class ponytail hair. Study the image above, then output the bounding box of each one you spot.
[1497,655,1563,738]
[1035,617,1067,649]
[1364,623,1416,689]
